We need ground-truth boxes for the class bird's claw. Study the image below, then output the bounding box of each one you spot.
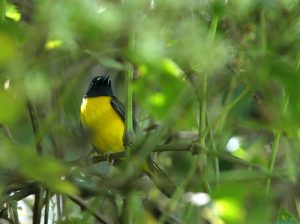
[189,142,202,155]
[105,152,115,165]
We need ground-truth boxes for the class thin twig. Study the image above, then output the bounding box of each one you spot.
[0,124,14,143]
[122,32,135,222]
[27,100,44,224]
[27,100,43,155]
[121,197,132,224]
[202,88,248,141]
[68,195,113,224]
[44,189,50,224]
[33,187,43,224]
[9,201,19,224]
[266,92,289,193]
[56,194,62,221]
[124,62,134,148]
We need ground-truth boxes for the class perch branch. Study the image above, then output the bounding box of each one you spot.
[87,143,265,171]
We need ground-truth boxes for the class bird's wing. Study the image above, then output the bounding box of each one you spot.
[110,96,139,132]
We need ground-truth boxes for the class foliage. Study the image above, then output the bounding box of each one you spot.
[1,0,300,223]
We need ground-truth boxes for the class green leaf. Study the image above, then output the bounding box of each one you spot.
[98,56,124,71]
[0,90,24,123]
[17,149,78,195]
[5,3,21,22]
[0,32,17,65]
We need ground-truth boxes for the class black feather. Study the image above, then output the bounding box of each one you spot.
[84,75,113,97]
[110,96,139,133]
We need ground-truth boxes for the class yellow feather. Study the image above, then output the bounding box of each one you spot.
[81,95,176,197]
[80,96,125,153]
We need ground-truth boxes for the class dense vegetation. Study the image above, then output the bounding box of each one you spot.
[1,0,300,223]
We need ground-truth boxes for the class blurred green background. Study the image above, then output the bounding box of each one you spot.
[1,0,300,223]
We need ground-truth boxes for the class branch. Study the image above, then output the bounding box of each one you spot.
[124,63,134,147]
[67,195,113,224]
[0,184,38,206]
[266,91,289,193]
[27,100,43,155]
[143,199,181,224]
[87,143,265,171]
[56,194,62,221]
[44,189,50,224]
[32,187,43,224]
[89,143,191,164]
[27,100,44,224]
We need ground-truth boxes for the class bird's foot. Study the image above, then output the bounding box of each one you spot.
[189,141,202,155]
[105,152,115,165]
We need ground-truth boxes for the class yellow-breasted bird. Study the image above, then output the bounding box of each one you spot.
[80,75,176,197]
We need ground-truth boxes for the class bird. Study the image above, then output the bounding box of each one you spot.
[80,75,176,197]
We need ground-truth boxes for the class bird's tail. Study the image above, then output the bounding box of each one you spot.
[144,159,176,198]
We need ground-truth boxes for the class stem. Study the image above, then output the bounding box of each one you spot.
[199,73,207,146]
[198,15,219,191]
[27,100,45,224]
[296,52,300,71]
[56,194,62,221]
[265,131,280,193]
[199,15,219,141]
[211,140,220,185]
[208,16,219,185]
[208,16,219,41]
[0,0,6,22]
[216,168,286,183]
[121,197,132,224]
[214,77,237,133]
[265,92,289,193]
[10,201,19,224]
[123,29,135,150]
[44,189,50,224]
[203,88,248,140]
[27,100,43,155]
[198,72,211,193]
[68,195,112,224]
[124,62,134,148]
[33,187,43,224]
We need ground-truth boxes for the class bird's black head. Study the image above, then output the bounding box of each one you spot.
[84,75,113,98]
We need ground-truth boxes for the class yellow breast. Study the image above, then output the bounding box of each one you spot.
[80,96,125,153]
